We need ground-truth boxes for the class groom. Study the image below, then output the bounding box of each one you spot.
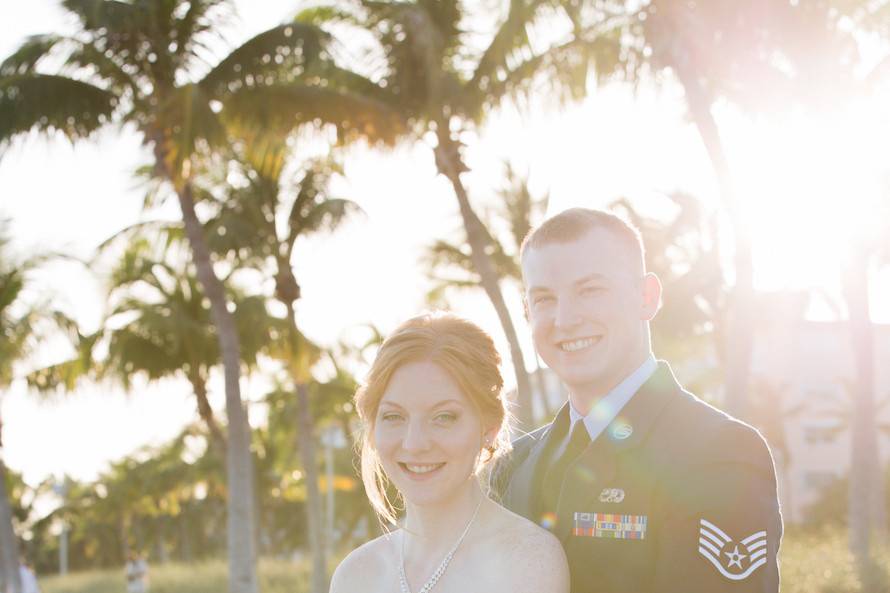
[494,208,782,592]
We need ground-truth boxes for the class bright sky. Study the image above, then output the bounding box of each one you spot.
[2,1,889,488]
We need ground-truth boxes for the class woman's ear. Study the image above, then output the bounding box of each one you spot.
[483,426,499,449]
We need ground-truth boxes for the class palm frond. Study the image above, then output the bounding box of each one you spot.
[470,35,594,118]
[0,34,62,76]
[233,130,290,182]
[305,62,395,104]
[26,357,90,393]
[203,194,272,262]
[0,268,25,313]
[221,83,404,145]
[96,220,181,253]
[233,294,276,369]
[25,326,100,394]
[424,239,475,275]
[107,239,169,295]
[63,39,137,95]
[0,75,116,147]
[60,0,158,71]
[61,0,146,39]
[469,0,541,92]
[265,321,322,382]
[103,323,189,385]
[199,22,331,96]
[173,0,230,65]
[297,198,363,238]
[153,82,227,175]
[0,305,36,387]
[497,161,548,254]
[295,5,362,27]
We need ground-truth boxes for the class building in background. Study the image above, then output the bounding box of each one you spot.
[750,317,890,523]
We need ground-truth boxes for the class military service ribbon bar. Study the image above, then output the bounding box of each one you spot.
[573,512,647,539]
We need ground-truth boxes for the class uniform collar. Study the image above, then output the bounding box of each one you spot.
[568,354,657,442]
[503,361,682,531]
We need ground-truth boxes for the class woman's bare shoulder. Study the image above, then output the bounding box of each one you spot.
[487,506,570,593]
[329,532,398,593]
[489,503,557,542]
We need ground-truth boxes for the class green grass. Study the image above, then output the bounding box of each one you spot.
[40,558,308,593]
[39,528,890,593]
[780,527,890,593]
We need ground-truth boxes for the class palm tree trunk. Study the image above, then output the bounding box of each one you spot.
[188,371,227,453]
[0,437,22,593]
[434,125,534,430]
[284,302,328,593]
[842,248,885,570]
[295,382,327,593]
[671,60,754,422]
[174,178,258,593]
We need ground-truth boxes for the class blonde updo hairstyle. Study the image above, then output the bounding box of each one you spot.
[354,312,511,525]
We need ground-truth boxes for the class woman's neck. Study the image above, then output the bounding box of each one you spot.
[402,480,486,556]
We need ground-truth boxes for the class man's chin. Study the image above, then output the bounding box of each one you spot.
[559,367,606,393]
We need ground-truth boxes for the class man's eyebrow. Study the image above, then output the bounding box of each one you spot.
[378,401,404,410]
[528,273,607,293]
[575,273,606,286]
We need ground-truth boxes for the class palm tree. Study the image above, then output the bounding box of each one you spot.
[423,163,546,294]
[812,4,890,568]
[0,3,397,589]
[842,241,889,566]
[0,226,80,592]
[204,148,359,593]
[37,424,229,570]
[747,377,810,524]
[0,230,31,593]
[307,0,606,429]
[30,232,280,454]
[422,163,552,424]
[608,193,726,364]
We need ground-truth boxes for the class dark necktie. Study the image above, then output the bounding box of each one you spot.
[541,420,591,514]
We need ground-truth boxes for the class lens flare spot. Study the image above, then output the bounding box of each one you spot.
[540,512,557,530]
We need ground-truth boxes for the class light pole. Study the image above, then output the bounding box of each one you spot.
[320,426,345,559]
[51,476,68,576]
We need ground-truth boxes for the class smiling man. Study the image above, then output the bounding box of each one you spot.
[494,208,782,592]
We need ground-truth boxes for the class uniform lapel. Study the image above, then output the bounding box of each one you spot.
[553,362,681,541]
[554,432,617,541]
[505,403,571,521]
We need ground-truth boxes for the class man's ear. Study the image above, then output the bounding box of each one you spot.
[641,272,662,320]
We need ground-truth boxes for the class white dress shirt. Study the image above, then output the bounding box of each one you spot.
[568,354,658,442]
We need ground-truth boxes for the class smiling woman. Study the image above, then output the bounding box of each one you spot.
[354,312,510,525]
[330,312,569,593]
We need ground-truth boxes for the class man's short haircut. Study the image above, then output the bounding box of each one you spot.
[519,207,646,270]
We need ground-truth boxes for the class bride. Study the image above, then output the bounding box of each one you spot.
[330,312,569,593]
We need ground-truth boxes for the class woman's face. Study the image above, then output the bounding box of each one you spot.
[374,360,488,508]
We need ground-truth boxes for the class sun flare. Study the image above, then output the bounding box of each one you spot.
[726,93,890,298]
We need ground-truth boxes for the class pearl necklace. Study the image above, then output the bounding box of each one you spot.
[398,497,484,593]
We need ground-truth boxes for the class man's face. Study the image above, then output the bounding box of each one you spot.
[522,228,658,400]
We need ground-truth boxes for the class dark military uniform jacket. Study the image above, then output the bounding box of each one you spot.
[492,362,783,592]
